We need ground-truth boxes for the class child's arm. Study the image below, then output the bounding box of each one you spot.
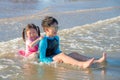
[29,36,43,47]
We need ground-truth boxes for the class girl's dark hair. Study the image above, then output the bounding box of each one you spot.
[22,24,40,42]
[41,16,58,31]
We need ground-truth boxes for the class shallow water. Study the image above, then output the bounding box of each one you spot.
[0,16,120,80]
[0,0,120,80]
[0,0,120,41]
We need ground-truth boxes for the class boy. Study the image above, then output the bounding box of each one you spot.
[39,16,106,69]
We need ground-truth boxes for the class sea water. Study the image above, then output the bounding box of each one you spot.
[0,0,120,80]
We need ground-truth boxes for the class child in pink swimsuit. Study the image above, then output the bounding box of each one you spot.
[19,24,42,59]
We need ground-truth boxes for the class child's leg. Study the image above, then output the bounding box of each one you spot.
[94,52,106,63]
[53,53,94,69]
[18,50,26,56]
[68,52,106,63]
[68,52,89,61]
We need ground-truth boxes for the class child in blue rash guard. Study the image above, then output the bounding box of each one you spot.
[39,35,61,62]
[39,16,106,69]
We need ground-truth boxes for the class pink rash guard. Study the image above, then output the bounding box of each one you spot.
[19,38,38,57]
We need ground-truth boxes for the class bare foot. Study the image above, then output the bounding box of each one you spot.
[81,58,94,69]
[95,52,107,63]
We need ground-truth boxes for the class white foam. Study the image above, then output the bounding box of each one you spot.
[0,75,12,79]
[59,16,120,53]
[0,65,8,70]
[0,16,119,55]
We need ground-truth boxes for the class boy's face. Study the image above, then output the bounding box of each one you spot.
[45,23,58,37]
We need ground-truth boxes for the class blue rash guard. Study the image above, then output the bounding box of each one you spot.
[39,35,62,63]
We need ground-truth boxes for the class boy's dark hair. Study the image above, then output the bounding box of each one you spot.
[22,24,40,42]
[41,16,58,31]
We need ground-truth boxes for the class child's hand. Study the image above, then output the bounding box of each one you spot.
[39,36,43,40]
[55,59,63,63]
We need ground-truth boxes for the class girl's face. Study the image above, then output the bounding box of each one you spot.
[45,23,58,37]
[26,28,38,40]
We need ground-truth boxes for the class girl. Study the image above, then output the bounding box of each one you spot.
[19,24,42,60]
